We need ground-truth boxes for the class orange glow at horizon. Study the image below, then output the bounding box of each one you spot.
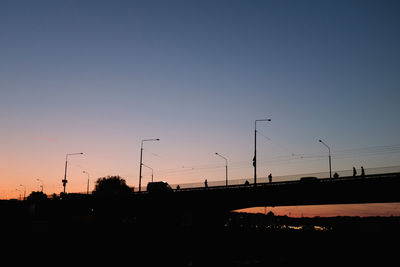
[237,203,400,217]
[2,137,400,218]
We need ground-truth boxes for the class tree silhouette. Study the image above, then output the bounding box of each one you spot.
[93,176,133,197]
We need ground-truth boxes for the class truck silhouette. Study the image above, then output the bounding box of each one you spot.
[146,181,173,193]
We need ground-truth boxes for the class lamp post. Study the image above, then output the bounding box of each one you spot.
[36,178,44,192]
[139,139,159,192]
[254,119,271,185]
[319,139,332,178]
[83,171,90,194]
[142,163,154,183]
[215,152,228,186]
[19,184,26,200]
[62,152,83,193]
[16,188,22,200]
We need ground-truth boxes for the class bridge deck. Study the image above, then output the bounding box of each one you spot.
[137,172,400,211]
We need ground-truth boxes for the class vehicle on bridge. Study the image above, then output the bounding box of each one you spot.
[147,181,173,193]
[299,177,319,183]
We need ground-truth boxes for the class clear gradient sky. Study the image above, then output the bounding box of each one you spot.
[1,0,400,216]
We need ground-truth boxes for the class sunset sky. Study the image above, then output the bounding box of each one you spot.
[1,0,400,216]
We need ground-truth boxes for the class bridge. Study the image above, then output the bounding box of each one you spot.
[135,172,400,213]
[13,171,400,228]
[3,171,400,237]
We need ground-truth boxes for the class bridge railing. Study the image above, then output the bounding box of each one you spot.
[134,166,400,193]
[162,166,400,190]
[166,171,400,193]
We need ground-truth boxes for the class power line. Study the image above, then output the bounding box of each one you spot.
[155,144,400,177]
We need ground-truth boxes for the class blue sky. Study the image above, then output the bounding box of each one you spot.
[1,0,400,199]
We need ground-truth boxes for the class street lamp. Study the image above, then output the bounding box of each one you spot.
[36,178,44,192]
[254,119,271,185]
[139,139,159,192]
[62,152,83,193]
[19,184,26,200]
[319,139,332,178]
[83,171,90,194]
[16,188,22,200]
[215,152,228,186]
[142,163,154,183]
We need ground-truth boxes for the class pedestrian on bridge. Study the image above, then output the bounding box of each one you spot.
[204,179,208,188]
[268,173,272,183]
[361,166,365,177]
[353,167,357,177]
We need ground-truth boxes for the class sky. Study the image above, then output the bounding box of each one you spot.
[1,0,400,216]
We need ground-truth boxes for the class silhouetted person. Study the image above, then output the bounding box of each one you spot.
[244,180,250,186]
[268,173,272,183]
[333,172,339,179]
[361,166,365,177]
[204,179,208,188]
[353,167,357,177]
[176,185,180,190]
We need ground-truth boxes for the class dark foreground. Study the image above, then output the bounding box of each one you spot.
[1,200,399,266]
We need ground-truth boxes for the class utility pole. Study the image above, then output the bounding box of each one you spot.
[139,139,159,192]
[254,119,271,185]
[63,153,83,193]
[215,153,228,186]
[19,184,26,200]
[83,171,90,194]
[319,139,332,178]
[142,163,154,183]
